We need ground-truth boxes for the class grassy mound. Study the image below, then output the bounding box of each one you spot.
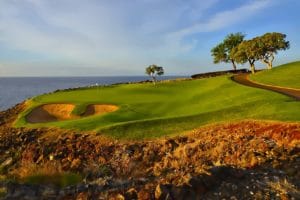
[250,61,300,89]
[15,69,300,140]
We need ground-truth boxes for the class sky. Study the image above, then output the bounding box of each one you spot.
[0,0,299,76]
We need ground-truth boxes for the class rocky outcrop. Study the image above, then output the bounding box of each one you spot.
[0,102,25,127]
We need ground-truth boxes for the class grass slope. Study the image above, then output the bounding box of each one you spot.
[250,61,300,89]
[15,73,300,140]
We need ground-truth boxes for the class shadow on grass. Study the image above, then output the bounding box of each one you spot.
[98,100,277,140]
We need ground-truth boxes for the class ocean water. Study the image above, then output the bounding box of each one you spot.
[0,76,186,111]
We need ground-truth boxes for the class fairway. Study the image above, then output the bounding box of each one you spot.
[250,61,300,89]
[15,71,300,140]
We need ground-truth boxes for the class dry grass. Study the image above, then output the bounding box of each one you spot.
[268,179,300,198]
[0,187,7,198]
[11,160,82,187]
[13,160,63,179]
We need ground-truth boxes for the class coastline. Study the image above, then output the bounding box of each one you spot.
[0,76,188,112]
[0,71,299,199]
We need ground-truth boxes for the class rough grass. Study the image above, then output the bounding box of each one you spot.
[0,187,6,198]
[15,68,300,140]
[23,173,82,188]
[250,61,300,89]
[10,160,82,187]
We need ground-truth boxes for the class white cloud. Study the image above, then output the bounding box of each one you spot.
[167,0,272,51]
[0,0,276,75]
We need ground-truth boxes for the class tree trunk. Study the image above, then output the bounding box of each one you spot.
[268,54,274,69]
[262,59,273,70]
[151,75,156,85]
[250,64,255,74]
[262,53,274,70]
[231,60,237,71]
[261,59,270,70]
[249,60,256,74]
[267,62,272,70]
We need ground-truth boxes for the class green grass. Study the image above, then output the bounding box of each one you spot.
[0,187,6,198]
[250,61,300,89]
[15,65,300,140]
[23,173,82,188]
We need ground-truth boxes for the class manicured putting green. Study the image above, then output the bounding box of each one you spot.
[15,62,300,140]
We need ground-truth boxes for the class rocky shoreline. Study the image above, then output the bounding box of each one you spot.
[0,103,299,199]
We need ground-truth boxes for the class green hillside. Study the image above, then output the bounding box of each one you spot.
[250,61,300,89]
[15,63,300,140]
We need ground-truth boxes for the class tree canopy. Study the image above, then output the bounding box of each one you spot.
[213,32,289,73]
[256,32,290,69]
[211,32,245,70]
[145,64,164,84]
[231,39,261,74]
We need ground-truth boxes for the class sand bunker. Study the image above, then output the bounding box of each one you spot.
[82,104,119,117]
[26,104,118,123]
[26,106,57,123]
[43,104,76,120]
[26,104,76,123]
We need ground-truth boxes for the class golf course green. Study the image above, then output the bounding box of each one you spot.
[15,61,300,140]
[250,61,300,89]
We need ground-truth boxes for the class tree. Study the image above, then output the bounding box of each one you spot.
[224,32,245,70]
[211,43,227,64]
[231,39,261,74]
[257,32,290,69]
[211,32,245,70]
[145,64,164,84]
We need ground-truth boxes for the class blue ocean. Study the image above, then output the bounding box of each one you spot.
[0,76,186,111]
